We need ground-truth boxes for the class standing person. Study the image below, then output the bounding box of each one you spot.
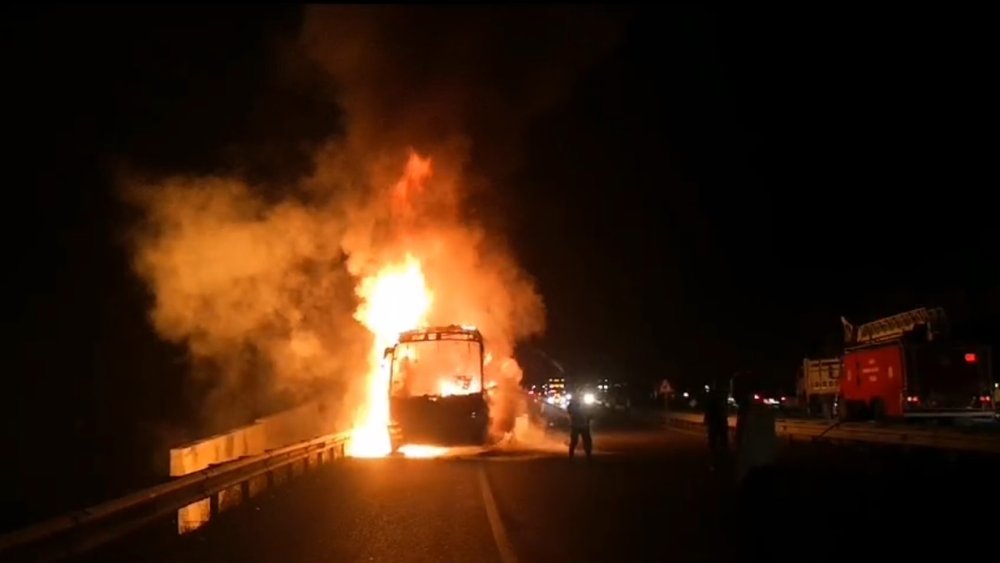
[735,398,777,483]
[566,396,593,460]
[731,370,753,447]
[730,371,777,482]
[658,379,673,411]
[703,378,730,470]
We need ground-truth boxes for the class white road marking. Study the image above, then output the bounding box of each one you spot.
[478,466,518,563]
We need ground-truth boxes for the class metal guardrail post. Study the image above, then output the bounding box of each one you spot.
[0,431,352,562]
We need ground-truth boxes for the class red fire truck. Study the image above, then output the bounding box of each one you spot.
[839,307,994,421]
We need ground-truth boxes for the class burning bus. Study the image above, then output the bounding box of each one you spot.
[385,325,489,452]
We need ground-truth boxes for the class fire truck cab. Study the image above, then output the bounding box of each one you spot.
[839,308,994,421]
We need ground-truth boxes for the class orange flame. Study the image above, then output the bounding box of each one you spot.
[391,152,432,217]
[347,254,432,457]
[342,150,542,455]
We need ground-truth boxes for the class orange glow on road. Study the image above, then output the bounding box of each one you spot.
[398,444,449,458]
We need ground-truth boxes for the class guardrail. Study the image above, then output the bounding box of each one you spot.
[0,431,351,563]
[663,411,1000,454]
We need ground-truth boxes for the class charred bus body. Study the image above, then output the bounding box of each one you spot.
[386,325,489,451]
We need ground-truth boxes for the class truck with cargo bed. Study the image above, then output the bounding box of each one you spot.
[797,357,841,418]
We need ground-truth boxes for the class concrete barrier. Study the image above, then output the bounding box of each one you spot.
[169,401,336,476]
[663,411,1000,454]
[169,422,267,476]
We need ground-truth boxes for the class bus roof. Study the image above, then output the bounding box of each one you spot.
[397,325,483,344]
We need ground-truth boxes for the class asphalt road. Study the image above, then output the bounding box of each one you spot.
[71,415,998,563]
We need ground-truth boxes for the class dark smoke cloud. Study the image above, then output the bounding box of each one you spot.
[303,6,623,174]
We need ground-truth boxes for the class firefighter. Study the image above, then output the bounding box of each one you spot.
[566,395,593,460]
[736,399,777,482]
[703,376,730,469]
[731,370,753,447]
[730,371,777,482]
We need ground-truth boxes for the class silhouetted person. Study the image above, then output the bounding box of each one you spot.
[736,399,777,483]
[731,371,753,447]
[703,383,729,469]
[566,398,592,460]
[730,371,777,482]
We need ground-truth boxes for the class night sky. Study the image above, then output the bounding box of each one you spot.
[1,6,995,527]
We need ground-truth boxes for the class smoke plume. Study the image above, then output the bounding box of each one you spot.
[126,6,621,435]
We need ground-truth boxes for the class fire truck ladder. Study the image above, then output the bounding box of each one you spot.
[847,307,947,345]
